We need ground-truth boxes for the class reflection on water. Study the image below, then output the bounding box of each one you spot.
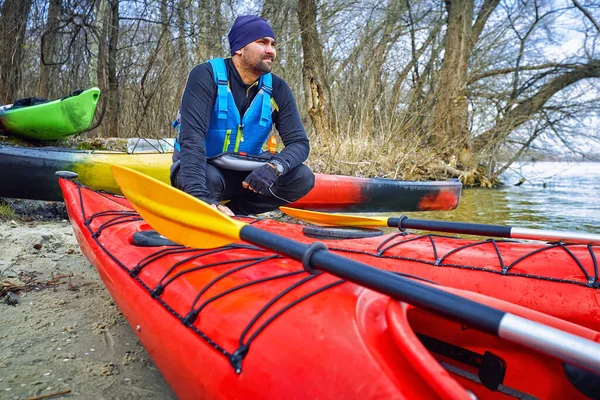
[396,162,600,233]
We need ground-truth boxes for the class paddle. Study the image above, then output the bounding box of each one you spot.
[280,207,600,245]
[110,165,600,374]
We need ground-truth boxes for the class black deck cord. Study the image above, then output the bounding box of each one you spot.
[76,182,88,221]
[182,270,305,326]
[231,279,345,374]
[154,246,268,281]
[132,244,265,276]
[131,244,264,281]
[333,236,597,288]
[590,245,599,287]
[375,232,407,253]
[74,181,127,220]
[134,246,239,277]
[154,256,274,298]
[440,239,507,272]
[91,214,143,238]
[393,271,439,285]
[182,255,280,306]
[75,184,233,359]
[133,247,198,274]
[83,209,138,223]
[84,210,136,226]
[509,243,596,287]
[383,229,598,286]
[378,234,440,262]
[95,189,127,202]
[238,273,322,345]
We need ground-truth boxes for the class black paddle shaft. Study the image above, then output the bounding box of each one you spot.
[240,225,505,335]
[388,217,513,238]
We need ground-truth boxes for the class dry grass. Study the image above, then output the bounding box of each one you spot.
[0,201,15,219]
[303,102,488,184]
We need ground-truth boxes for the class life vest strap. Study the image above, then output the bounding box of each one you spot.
[210,58,229,120]
[260,74,273,127]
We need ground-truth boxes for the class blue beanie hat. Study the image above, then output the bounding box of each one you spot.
[228,15,275,56]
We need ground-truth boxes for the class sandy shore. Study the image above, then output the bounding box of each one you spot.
[0,217,176,399]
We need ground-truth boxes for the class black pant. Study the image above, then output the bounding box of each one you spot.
[173,163,315,215]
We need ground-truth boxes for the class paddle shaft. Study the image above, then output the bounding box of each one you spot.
[389,217,600,244]
[240,225,600,374]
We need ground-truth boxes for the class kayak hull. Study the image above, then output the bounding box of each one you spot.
[0,88,100,140]
[0,145,461,212]
[60,178,599,399]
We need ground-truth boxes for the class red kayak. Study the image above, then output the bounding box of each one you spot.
[60,177,600,399]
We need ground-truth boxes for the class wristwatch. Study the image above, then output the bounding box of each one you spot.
[268,160,285,176]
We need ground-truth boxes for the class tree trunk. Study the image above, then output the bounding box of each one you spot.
[432,0,474,147]
[160,0,170,57]
[195,0,210,60]
[91,0,109,90]
[367,0,404,106]
[37,0,62,99]
[107,0,120,137]
[210,0,224,58]
[0,0,33,104]
[297,0,331,137]
[176,0,189,99]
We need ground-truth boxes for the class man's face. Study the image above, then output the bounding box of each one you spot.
[237,37,276,74]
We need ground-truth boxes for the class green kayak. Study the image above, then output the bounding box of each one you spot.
[0,87,100,140]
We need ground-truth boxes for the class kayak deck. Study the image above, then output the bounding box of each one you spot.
[60,179,600,399]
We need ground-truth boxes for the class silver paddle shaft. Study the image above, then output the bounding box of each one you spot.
[500,314,600,374]
[511,227,600,245]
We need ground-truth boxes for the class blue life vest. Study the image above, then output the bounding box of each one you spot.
[175,58,274,158]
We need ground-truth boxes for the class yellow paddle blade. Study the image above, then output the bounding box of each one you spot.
[279,207,389,227]
[111,165,246,249]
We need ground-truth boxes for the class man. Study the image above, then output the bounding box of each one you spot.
[171,15,314,216]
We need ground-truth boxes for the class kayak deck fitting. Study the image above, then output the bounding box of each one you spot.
[60,177,600,399]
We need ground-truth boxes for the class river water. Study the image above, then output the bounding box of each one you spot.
[400,162,600,233]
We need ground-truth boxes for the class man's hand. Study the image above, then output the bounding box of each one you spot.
[211,203,234,216]
[242,164,278,194]
[200,196,235,216]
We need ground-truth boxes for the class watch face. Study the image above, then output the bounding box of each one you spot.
[272,160,284,175]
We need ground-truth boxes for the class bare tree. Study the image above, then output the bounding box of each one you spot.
[37,0,63,98]
[473,62,600,152]
[298,0,332,137]
[431,0,500,149]
[0,0,34,104]
[107,0,120,137]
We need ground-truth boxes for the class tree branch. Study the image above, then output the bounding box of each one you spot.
[572,0,600,33]
[472,60,600,152]
[468,63,583,84]
[471,0,501,51]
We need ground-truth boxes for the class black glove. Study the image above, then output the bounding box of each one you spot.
[243,164,278,194]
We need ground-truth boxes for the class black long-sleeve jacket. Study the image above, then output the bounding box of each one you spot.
[172,57,310,200]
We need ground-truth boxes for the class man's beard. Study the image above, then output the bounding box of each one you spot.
[254,57,273,73]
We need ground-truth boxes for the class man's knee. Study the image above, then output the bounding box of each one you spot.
[205,164,227,199]
[294,165,315,196]
[170,161,182,189]
[275,164,315,201]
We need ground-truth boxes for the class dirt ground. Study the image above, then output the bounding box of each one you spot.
[0,215,177,399]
